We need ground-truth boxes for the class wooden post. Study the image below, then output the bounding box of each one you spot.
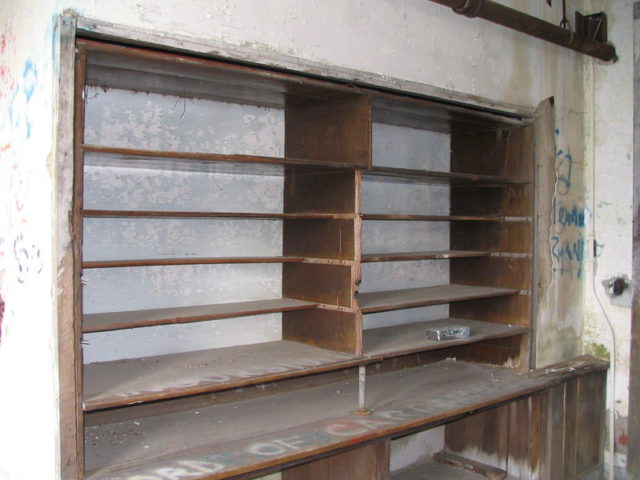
[628,3,640,478]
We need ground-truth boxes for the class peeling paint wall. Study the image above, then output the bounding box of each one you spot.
[1,0,633,478]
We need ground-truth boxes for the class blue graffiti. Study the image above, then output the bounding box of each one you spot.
[556,149,573,196]
[22,59,37,101]
[551,234,585,279]
[21,59,37,138]
[6,58,37,141]
[551,131,589,278]
[552,197,591,232]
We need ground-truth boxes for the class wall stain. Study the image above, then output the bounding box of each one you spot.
[13,233,43,284]
[584,341,610,361]
[0,24,16,99]
[0,296,4,344]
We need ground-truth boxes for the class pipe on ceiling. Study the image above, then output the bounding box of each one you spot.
[430,0,617,62]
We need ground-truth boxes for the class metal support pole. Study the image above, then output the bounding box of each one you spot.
[355,365,372,415]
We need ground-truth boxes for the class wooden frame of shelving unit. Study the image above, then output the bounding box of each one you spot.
[63,36,608,480]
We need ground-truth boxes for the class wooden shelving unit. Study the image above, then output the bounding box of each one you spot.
[67,36,607,480]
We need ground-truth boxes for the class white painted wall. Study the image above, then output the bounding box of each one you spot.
[0,1,59,479]
[583,0,636,472]
[0,0,634,478]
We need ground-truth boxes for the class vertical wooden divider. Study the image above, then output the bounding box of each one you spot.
[282,440,390,480]
[285,95,371,168]
[354,169,364,356]
[282,94,371,355]
[70,42,87,480]
[575,372,606,477]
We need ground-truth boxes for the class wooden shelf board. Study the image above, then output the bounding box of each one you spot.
[83,209,355,220]
[363,318,529,359]
[361,250,490,263]
[83,298,318,333]
[358,284,520,314]
[83,256,308,268]
[362,214,531,222]
[83,340,363,411]
[84,357,607,480]
[83,144,363,173]
[364,166,528,186]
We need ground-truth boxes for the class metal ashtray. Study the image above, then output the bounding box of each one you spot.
[425,325,471,341]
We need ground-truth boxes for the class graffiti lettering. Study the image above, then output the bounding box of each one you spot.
[552,197,591,233]
[249,434,310,456]
[551,234,585,279]
[551,133,589,278]
[556,150,573,196]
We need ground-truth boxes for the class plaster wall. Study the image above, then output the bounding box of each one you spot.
[0,1,59,479]
[0,0,627,478]
[582,0,636,473]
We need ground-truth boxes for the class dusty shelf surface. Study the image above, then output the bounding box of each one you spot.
[83,298,318,332]
[363,166,528,186]
[363,318,529,358]
[358,284,519,314]
[83,340,362,411]
[361,250,490,263]
[83,209,355,220]
[83,256,310,268]
[83,144,363,173]
[84,357,605,479]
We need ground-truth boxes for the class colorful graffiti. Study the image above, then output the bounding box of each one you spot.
[0,18,48,349]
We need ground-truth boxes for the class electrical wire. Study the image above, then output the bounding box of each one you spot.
[588,28,617,478]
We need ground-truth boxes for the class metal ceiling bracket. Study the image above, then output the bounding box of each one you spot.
[453,0,483,17]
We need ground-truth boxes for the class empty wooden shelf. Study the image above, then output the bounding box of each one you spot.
[83,340,363,411]
[364,165,529,186]
[83,144,366,173]
[83,298,318,332]
[361,250,490,263]
[83,209,355,220]
[361,213,532,222]
[83,256,310,268]
[358,284,520,314]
